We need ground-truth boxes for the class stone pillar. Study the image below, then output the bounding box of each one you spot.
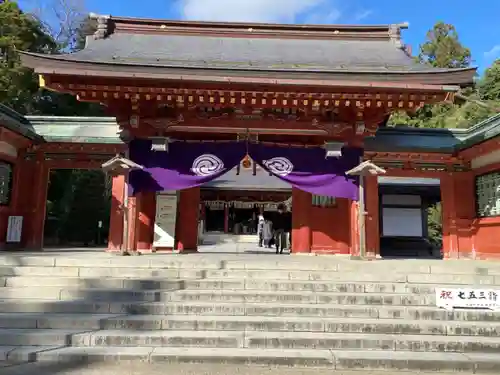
[126,196,138,251]
[441,172,475,259]
[176,187,200,252]
[365,175,380,257]
[350,200,360,257]
[135,191,156,252]
[291,187,311,253]
[107,175,125,251]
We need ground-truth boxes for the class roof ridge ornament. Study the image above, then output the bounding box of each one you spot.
[388,22,409,49]
[90,13,111,40]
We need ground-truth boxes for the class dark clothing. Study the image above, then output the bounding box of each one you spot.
[275,229,287,253]
[273,212,287,231]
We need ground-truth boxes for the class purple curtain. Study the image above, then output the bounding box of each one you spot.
[128,139,246,194]
[249,143,362,200]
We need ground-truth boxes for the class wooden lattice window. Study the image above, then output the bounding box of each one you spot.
[0,162,13,206]
[311,194,336,208]
[476,172,500,217]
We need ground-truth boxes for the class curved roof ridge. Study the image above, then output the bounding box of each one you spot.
[88,13,409,41]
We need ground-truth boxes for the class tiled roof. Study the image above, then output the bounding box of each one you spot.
[52,33,433,74]
[203,167,290,191]
[25,116,123,144]
[19,16,475,86]
[0,104,43,142]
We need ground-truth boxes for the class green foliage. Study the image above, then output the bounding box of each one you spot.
[0,2,109,245]
[389,22,499,130]
[479,59,500,102]
[45,170,111,245]
[0,0,57,113]
[418,21,471,68]
[427,203,442,249]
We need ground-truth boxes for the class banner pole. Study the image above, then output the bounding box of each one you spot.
[121,149,130,256]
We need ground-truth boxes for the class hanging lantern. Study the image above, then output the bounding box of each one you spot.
[242,154,252,169]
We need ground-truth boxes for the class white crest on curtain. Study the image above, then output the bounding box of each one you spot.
[263,157,294,177]
[191,154,225,176]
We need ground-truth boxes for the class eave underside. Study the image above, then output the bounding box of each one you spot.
[22,53,473,89]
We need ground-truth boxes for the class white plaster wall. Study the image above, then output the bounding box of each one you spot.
[471,149,500,170]
[0,141,17,159]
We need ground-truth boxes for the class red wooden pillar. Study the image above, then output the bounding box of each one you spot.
[107,175,125,251]
[441,173,458,259]
[13,157,35,247]
[176,187,200,252]
[25,155,49,250]
[441,172,475,259]
[224,205,229,233]
[10,152,26,213]
[365,175,380,257]
[350,200,360,257]
[291,188,311,253]
[135,191,156,251]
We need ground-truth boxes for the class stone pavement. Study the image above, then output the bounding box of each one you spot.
[0,362,478,375]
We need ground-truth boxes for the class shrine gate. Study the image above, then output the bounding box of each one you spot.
[0,15,496,259]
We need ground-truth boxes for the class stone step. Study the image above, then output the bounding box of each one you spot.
[0,287,440,305]
[205,269,500,284]
[2,346,334,367]
[0,287,181,302]
[102,315,500,336]
[0,345,64,363]
[0,314,122,330]
[1,277,184,290]
[69,329,500,353]
[186,279,441,294]
[166,290,435,305]
[0,266,205,279]
[1,302,499,322]
[1,266,499,285]
[4,345,500,372]
[0,302,499,329]
[133,301,500,321]
[2,276,471,295]
[4,255,500,275]
[0,329,86,346]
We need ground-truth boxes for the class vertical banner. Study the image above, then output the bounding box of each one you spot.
[153,192,178,248]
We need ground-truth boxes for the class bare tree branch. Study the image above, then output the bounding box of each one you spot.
[23,0,87,51]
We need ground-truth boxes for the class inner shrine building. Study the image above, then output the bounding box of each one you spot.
[3,14,500,259]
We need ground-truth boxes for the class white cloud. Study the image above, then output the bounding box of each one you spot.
[353,9,372,22]
[176,0,340,23]
[304,9,341,24]
[484,45,500,59]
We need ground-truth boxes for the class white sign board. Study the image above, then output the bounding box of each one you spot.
[382,208,423,237]
[6,216,23,243]
[436,288,499,311]
[153,192,178,248]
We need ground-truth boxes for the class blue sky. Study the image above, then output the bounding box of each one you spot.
[19,0,500,73]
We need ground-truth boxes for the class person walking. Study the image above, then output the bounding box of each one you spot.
[257,211,265,247]
[262,216,274,248]
[273,204,287,254]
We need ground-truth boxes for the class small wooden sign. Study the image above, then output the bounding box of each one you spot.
[6,216,23,243]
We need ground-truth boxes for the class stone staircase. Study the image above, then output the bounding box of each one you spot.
[0,253,500,373]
